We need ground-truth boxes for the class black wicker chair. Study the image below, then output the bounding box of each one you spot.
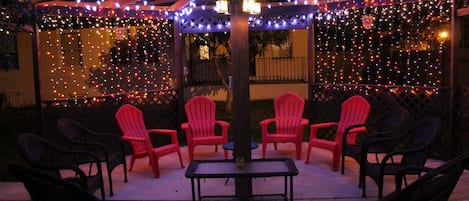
[380,151,469,201]
[8,163,102,201]
[361,117,442,199]
[57,118,128,196]
[341,106,414,185]
[16,133,106,201]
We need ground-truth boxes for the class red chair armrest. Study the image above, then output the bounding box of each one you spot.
[181,123,189,130]
[215,120,230,127]
[148,129,179,144]
[148,129,177,135]
[259,118,276,127]
[121,136,146,141]
[309,122,338,139]
[215,120,229,139]
[259,118,276,136]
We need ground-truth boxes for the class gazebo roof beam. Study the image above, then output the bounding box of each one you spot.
[35,0,191,11]
[99,0,137,8]
[168,0,191,11]
[182,0,347,11]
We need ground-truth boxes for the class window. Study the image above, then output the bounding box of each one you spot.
[271,41,292,58]
[199,45,209,60]
[0,32,18,70]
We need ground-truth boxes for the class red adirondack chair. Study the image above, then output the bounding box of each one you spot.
[115,104,184,178]
[305,95,370,171]
[181,96,229,161]
[260,92,309,160]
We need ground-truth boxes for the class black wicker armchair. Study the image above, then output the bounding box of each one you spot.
[341,106,414,185]
[380,151,469,201]
[57,118,128,196]
[9,163,102,201]
[361,117,442,199]
[16,133,106,201]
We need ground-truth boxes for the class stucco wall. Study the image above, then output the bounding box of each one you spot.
[0,32,36,106]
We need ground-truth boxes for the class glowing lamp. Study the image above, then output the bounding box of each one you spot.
[215,0,229,14]
[438,31,449,42]
[243,0,261,15]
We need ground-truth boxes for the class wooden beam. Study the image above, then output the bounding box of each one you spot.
[35,1,100,8]
[457,7,469,16]
[168,0,191,11]
[34,0,185,11]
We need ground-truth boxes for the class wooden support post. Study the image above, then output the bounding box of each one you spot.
[173,16,187,144]
[307,21,315,101]
[32,9,44,136]
[230,0,253,197]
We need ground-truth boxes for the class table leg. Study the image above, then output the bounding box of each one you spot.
[197,178,201,201]
[284,176,288,201]
[289,176,294,201]
[191,178,195,201]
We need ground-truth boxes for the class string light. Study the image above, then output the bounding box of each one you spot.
[38,11,174,100]
[2,0,450,101]
[314,0,450,94]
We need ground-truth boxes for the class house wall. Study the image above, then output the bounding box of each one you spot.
[257,29,308,58]
[186,29,310,101]
[291,29,308,58]
[0,32,36,106]
[252,30,308,81]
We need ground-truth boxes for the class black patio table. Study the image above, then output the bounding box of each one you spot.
[185,158,299,201]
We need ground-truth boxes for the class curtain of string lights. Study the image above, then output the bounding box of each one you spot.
[313,0,451,92]
[0,0,452,100]
[38,15,175,100]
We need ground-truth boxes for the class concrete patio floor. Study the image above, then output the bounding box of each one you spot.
[1,142,468,201]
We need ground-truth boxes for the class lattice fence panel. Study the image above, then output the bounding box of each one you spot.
[308,84,451,159]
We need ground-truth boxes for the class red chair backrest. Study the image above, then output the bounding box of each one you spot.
[115,104,149,153]
[336,95,371,144]
[184,96,217,137]
[274,92,305,134]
